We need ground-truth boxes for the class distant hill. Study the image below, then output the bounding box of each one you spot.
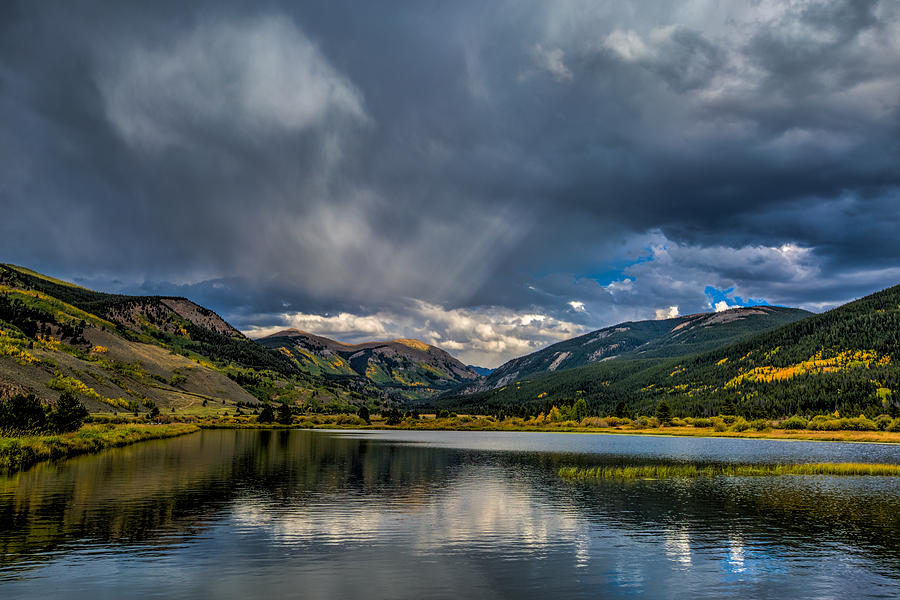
[0,264,385,413]
[462,306,811,394]
[467,366,494,377]
[443,286,900,419]
[257,330,479,399]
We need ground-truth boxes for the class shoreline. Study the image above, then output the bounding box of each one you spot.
[0,423,200,472]
[3,418,897,474]
[194,419,900,445]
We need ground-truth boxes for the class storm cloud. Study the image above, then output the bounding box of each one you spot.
[2,0,900,366]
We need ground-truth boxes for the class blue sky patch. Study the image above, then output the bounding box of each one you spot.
[704,286,769,310]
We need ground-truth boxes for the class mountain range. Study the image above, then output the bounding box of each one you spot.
[2,263,898,419]
[461,306,811,394]
[257,329,479,398]
[0,264,378,413]
[0,264,475,412]
[443,285,900,419]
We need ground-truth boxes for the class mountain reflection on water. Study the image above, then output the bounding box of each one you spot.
[1,429,899,599]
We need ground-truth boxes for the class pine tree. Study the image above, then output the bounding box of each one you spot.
[655,401,672,424]
[49,392,88,433]
[258,404,275,423]
[277,402,293,425]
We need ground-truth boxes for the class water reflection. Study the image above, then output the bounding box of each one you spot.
[0,429,898,599]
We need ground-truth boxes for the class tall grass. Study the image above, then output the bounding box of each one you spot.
[559,462,900,480]
[0,423,199,471]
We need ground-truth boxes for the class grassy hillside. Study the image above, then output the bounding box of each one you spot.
[444,286,900,419]
[257,330,479,400]
[465,306,810,393]
[0,264,388,414]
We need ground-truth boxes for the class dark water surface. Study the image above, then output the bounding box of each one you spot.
[1,429,899,599]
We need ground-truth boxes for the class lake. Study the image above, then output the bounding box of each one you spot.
[1,429,899,599]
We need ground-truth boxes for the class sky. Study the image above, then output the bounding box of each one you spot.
[2,0,900,367]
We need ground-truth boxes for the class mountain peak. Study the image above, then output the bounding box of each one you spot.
[390,338,432,351]
[257,330,477,398]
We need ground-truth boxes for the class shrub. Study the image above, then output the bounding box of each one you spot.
[692,418,712,428]
[0,394,47,434]
[807,417,841,431]
[874,414,893,430]
[669,417,687,427]
[730,417,751,432]
[842,416,877,431]
[357,406,371,424]
[334,414,366,426]
[748,419,770,432]
[711,417,727,432]
[887,418,900,432]
[781,415,808,430]
[580,417,608,428]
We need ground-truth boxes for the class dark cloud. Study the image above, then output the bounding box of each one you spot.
[3,0,900,365]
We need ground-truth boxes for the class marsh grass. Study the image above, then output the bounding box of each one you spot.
[558,462,900,480]
[0,423,199,471]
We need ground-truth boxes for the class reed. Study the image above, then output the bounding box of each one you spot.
[558,462,900,480]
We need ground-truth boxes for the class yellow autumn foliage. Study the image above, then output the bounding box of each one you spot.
[725,349,891,388]
[36,335,61,351]
[0,342,39,365]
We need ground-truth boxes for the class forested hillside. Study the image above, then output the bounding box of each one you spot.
[465,306,810,393]
[444,285,900,419]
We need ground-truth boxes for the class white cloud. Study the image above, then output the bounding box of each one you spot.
[603,30,653,62]
[531,44,573,81]
[655,306,679,319]
[520,230,836,328]
[713,301,730,313]
[246,312,390,340]
[242,299,586,368]
[605,278,634,293]
[568,300,585,311]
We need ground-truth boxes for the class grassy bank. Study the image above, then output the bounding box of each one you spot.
[559,462,900,480]
[0,423,199,471]
[170,413,900,443]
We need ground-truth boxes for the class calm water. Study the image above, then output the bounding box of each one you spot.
[1,430,899,599]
